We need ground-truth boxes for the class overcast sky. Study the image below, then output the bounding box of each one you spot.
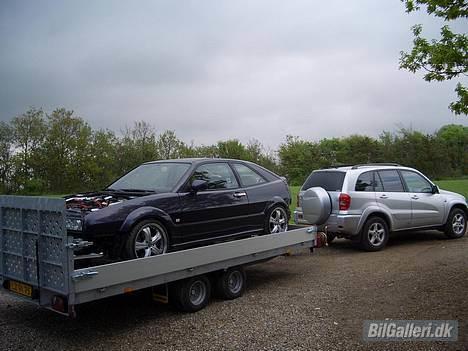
[1,0,467,148]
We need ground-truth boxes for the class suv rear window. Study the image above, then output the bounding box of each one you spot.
[302,171,345,192]
[377,170,405,192]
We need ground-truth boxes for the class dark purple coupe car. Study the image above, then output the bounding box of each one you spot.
[65,158,291,259]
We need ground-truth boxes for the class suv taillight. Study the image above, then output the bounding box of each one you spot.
[339,193,351,211]
[297,193,301,207]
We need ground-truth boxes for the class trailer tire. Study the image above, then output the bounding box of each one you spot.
[172,276,211,312]
[215,267,246,300]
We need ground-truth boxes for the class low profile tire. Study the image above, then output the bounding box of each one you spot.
[215,267,246,300]
[123,219,169,259]
[172,276,211,312]
[265,205,288,234]
[444,208,467,239]
[359,217,389,252]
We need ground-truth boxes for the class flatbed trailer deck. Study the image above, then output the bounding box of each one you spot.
[0,196,321,317]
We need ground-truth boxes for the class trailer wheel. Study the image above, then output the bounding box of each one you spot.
[215,267,246,300]
[172,276,211,312]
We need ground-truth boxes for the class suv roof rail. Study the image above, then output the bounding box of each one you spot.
[321,164,355,169]
[351,163,401,169]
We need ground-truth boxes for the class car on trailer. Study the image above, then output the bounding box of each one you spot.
[65,158,291,260]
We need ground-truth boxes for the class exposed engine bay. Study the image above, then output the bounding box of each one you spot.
[65,193,130,212]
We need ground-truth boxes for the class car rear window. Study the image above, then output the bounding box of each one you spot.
[302,171,345,192]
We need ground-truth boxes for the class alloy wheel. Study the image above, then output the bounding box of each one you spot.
[367,222,385,246]
[269,208,288,233]
[452,213,466,235]
[134,223,168,258]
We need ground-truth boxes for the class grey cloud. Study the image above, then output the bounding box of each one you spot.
[0,0,466,148]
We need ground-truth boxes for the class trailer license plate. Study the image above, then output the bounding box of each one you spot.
[8,280,33,297]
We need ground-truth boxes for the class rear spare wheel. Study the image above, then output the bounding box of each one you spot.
[300,187,332,225]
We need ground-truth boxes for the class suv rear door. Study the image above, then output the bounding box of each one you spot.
[301,171,345,213]
[375,169,412,230]
[399,170,445,227]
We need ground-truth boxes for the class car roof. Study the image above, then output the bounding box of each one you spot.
[314,165,416,173]
[143,158,252,165]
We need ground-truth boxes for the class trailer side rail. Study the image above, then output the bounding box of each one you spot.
[72,228,316,304]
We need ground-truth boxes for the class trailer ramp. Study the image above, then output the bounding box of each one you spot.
[0,196,72,312]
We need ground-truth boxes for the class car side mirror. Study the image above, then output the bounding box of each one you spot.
[431,185,439,194]
[191,179,208,193]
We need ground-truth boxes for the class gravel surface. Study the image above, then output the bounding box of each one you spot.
[0,230,466,350]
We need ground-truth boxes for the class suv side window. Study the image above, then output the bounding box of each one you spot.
[377,170,405,192]
[192,163,239,190]
[355,171,374,191]
[400,170,433,193]
[233,163,267,187]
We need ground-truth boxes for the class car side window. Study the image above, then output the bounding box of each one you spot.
[400,170,433,193]
[233,163,267,187]
[355,172,374,191]
[192,163,239,190]
[377,170,405,192]
[373,171,384,192]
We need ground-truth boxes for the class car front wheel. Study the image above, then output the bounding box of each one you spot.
[123,219,169,259]
[444,208,467,239]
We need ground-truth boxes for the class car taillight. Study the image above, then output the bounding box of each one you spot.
[339,193,351,211]
[297,193,301,207]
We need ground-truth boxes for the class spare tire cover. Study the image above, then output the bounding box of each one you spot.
[301,187,332,225]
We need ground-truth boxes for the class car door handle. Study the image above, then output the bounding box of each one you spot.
[233,192,247,198]
[379,195,388,199]
[411,195,419,200]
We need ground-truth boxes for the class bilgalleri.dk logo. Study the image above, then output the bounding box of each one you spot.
[363,320,458,341]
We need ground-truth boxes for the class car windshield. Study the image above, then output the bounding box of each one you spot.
[108,163,191,192]
[302,171,345,192]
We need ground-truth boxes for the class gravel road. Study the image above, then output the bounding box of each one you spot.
[1,230,466,351]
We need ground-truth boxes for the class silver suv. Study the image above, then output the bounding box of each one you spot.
[294,163,467,251]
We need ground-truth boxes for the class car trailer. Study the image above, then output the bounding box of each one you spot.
[0,196,324,317]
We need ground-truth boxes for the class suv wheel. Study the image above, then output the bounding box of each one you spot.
[359,217,389,251]
[444,208,467,239]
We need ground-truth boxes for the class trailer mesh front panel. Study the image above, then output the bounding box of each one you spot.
[0,197,69,297]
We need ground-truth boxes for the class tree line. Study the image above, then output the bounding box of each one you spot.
[0,107,466,194]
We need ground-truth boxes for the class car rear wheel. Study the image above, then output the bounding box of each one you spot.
[123,219,169,259]
[444,208,467,239]
[359,217,389,251]
[265,206,288,234]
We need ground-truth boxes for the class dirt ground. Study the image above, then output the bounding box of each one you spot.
[0,230,466,351]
